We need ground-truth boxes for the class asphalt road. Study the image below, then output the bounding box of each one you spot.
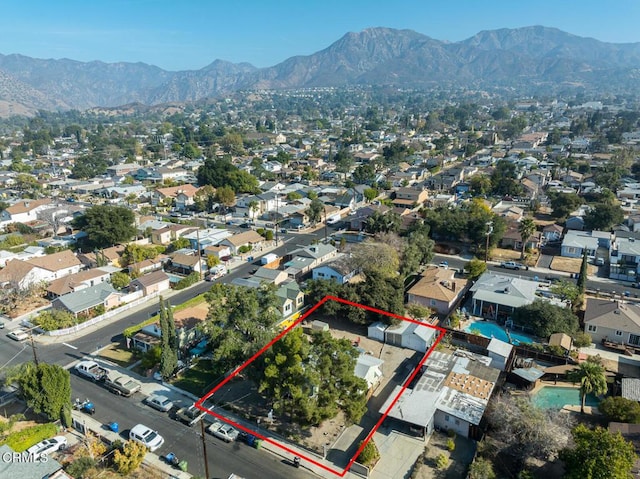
[71,375,315,479]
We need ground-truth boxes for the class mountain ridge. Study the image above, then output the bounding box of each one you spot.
[1,26,640,114]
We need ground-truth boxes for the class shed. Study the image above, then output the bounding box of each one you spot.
[368,321,386,342]
[311,320,329,332]
[486,338,513,371]
[549,333,573,351]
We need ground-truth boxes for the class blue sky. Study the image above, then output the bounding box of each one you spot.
[2,0,638,71]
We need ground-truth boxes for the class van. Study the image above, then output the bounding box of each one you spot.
[130,424,164,452]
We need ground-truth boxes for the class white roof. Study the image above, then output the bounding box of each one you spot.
[487,338,513,358]
[470,272,538,309]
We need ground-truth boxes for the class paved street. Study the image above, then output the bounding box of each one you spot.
[70,374,315,479]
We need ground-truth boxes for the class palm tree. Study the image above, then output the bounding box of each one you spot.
[569,358,607,414]
[248,200,259,220]
[518,217,537,260]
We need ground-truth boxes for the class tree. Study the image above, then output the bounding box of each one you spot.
[549,192,583,220]
[568,357,608,414]
[206,255,220,268]
[364,211,401,234]
[487,395,574,467]
[307,199,324,224]
[599,396,640,423]
[550,280,580,308]
[248,200,260,219]
[584,202,625,231]
[349,242,399,278]
[490,160,523,196]
[197,158,258,193]
[7,362,71,421]
[363,187,378,202]
[286,192,302,201]
[577,249,588,298]
[560,424,636,479]
[517,217,536,259]
[352,164,376,184]
[215,185,236,212]
[466,258,487,279]
[159,298,178,380]
[33,309,76,331]
[406,303,432,321]
[194,184,216,212]
[111,271,131,290]
[512,300,579,337]
[357,440,380,467]
[469,174,492,195]
[113,440,147,475]
[71,205,135,249]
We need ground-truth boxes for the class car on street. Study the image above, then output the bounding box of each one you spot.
[0,321,4,329]
[207,421,239,442]
[499,261,528,270]
[144,394,174,412]
[27,435,67,459]
[7,328,29,341]
[174,404,207,426]
[438,261,449,269]
[129,424,165,452]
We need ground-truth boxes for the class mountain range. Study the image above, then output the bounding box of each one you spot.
[1,25,640,115]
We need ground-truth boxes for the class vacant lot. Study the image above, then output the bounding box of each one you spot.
[550,256,596,274]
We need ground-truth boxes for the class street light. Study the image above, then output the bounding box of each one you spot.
[485,221,494,263]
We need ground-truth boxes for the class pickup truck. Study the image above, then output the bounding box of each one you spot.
[103,372,141,397]
[499,261,528,271]
[75,361,108,382]
[174,405,206,426]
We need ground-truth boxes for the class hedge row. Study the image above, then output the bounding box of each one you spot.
[1,423,58,452]
[174,272,201,290]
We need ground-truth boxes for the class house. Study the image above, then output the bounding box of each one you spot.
[565,215,585,231]
[311,257,359,285]
[219,230,266,255]
[391,187,429,209]
[354,354,384,392]
[284,243,338,278]
[469,272,539,321]
[374,319,438,353]
[51,283,121,318]
[500,224,542,251]
[542,224,563,242]
[350,204,391,231]
[0,443,72,479]
[151,224,196,245]
[610,237,640,281]
[379,350,500,439]
[0,198,53,228]
[203,244,232,260]
[0,249,83,289]
[132,304,208,353]
[583,299,640,348]
[150,184,200,210]
[78,245,125,268]
[46,268,110,298]
[127,255,168,275]
[170,253,206,274]
[130,270,171,296]
[275,280,305,324]
[253,267,289,286]
[561,230,602,259]
[406,266,469,316]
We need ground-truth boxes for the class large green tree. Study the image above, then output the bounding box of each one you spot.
[307,199,324,224]
[512,300,579,337]
[7,362,71,421]
[561,425,636,479]
[72,205,136,249]
[584,202,625,231]
[159,297,178,380]
[197,158,259,193]
[549,192,583,220]
[568,358,608,414]
[599,396,640,423]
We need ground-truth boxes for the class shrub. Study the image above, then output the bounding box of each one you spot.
[33,309,76,331]
[468,457,496,479]
[1,423,58,452]
[175,271,200,290]
[238,245,252,254]
[599,396,640,423]
[357,440,380,466]
[113,440,147,474]
[573,331,592,348]
[447,438,456,451]
[66,456,96,478]
[436,453,449,469]
[141,346,162,370]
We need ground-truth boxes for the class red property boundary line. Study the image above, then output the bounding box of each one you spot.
[194,295,446,477]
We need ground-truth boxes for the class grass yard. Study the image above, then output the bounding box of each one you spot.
[97,342,138,368]
[172,359,218,397]
[550,256,597,275]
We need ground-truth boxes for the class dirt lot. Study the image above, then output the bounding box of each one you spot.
[413,431,476,479]
[491,247,538,267]
[550,256,597,274]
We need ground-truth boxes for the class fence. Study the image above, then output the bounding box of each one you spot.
[46,291,161,337]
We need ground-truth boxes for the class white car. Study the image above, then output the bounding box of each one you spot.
[7,328,29,341]
[129,424,164,452]
[144,394,174,412]
[207,421,239,442]
[27,435,67,459]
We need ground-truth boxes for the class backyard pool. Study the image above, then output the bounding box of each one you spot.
[464,320,535,345]
[531,386,600,409]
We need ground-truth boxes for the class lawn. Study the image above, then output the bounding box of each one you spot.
[97,342,138,368]
[172,359,218,397]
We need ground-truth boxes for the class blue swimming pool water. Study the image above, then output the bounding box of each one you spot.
[464,320,534,345]
[531,386,600,409]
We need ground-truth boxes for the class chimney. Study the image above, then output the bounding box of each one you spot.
[452,282,456,292]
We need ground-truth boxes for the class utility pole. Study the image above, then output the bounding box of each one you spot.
[323,207,328,243]
[485,221,494,263]
[200,419,210,479]
[30,332,39,366]
[196,228,203,281]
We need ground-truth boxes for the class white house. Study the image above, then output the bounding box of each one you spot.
[354,354,384,391]
[0,199,53,229]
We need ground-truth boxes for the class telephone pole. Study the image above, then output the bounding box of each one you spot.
[200,419,210,479]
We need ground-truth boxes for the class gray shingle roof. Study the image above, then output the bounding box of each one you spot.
[52,283,118,314]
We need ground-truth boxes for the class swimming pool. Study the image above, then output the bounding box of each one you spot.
[531,386,600,409]
[464,320,534,345]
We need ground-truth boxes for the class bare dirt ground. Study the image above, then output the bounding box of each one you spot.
[413,432,476,479]
[173,302,209,322]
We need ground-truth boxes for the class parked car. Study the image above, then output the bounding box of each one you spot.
[207,421,239,442]
[7,328,29,341]
[438,261,449,269]
[27,435,67,459]
[499,261,528,270]
[174,404,206,426]
[130,424,164,452]
[145,394,174,412]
